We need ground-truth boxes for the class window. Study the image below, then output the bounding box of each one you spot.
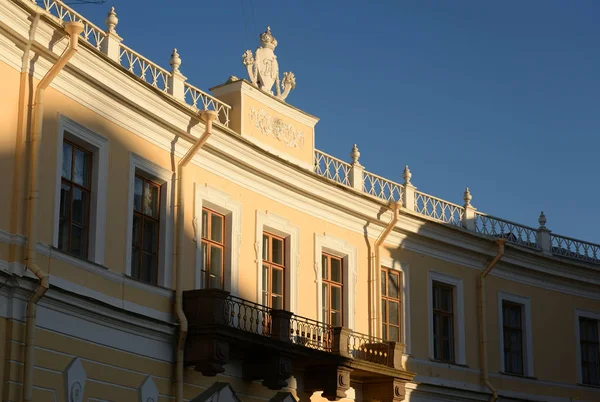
[381,267,401,342]
[579,317,599,385]
[432,281,454,362]
[131,175,161,285]
[322,253,343,327]
[200,208,225,289]
[502,301,524,375]
[262,232,285,309]
[58,140,92,258]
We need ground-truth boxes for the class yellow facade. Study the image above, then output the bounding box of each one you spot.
[1,1,599,401]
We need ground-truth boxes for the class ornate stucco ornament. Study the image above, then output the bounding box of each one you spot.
[242,26,296,101]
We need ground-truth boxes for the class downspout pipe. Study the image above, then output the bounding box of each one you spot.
[175,110,217,402]
[479,239,506,402]
[23,21,84,402]
[372,201,400,337]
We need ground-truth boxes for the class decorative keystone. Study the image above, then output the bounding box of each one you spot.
[169,48,181,74]
[350,144,361,165]
[139,376,158,402]
[402,165,412,186]
[64,357,86,402]
[105,6,118,33]
[538,211,547,229]
[463,187,472,207]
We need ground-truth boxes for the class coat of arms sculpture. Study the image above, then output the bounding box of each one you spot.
[242,27,296,102]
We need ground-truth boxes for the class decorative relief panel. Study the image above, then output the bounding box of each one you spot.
[249,107,305,148]
[64,357,86,402]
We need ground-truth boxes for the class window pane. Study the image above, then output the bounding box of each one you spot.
[510,308,521,329]
[331,310,341,327]
[330,257,341,283]
[143,182,159,217]
[389,326,399,342]
[58,219,69,251]
[382,325,387,341]
[443,338,452,361]
[433,285,440,310]
[59,182,71,219]
[331,286,341,311]
[134,177,143,212]
[200,242,207,287]
[70,225,84,257]
[210,213,223,243]
[141,252,156,284]
[272,268,283,295]
[142,219,158,253]
[262,264,269,293]
[263,234,269,261]
[322,284,328,309]
[62,142,72,179]
[131,247,140,279]
[322,254,328,279]
[441,288,452,312]
[71,187,88,226]
[132,214,141,246]
[73,148,91,187]
[389,301,399,325]
[272,237,284,265]
[201,209,208,239]
[381,270,386,296]
[503,304,510,327]
[382,300,387,324]
[210,246,223,288]
[388,272,399,299]
[272,295,283,310]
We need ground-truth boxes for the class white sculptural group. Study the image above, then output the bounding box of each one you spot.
[242,27,296,101]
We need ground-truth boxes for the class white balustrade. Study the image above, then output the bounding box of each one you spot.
[183,83,231,127]
[362,171,404,202]
[119,44,170,92]
[474,213,539,250]
[551,234,600,263]
[42,0,106,50]
[414,191,464,226]
[313,150,351,186]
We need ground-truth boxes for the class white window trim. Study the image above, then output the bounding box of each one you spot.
[314,233,357,330]
[428,271,466,365]
[53,115,108,265]
[381,257,411,354]
[124,153,174,287]
[575,309,600,385]
[256,211,299,313]
[498,291,534,377]
[194,184,242,295]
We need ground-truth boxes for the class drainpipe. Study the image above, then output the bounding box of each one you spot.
[9,12,40,265]
[23,21,84,402]
[479,239,506,402]
[175,110,217,402]
[372,201,400,337]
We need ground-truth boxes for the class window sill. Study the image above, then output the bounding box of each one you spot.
[50,247,108,270]
[499,371,537,380]
[577,383,600,389]
[123,274,173,293]
[428,359,469,369]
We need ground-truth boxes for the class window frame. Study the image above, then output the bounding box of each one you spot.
[432,281,455,363]
[575,309,600,386]
[199,207,226,289]
[131,175,162,285]
[125,153,174,288]
[262,231,286,309]
[428,271,466,365]
[498,291,534,377]
[381,266,402,342]
[322,252,344,327]
[53,115,108,265]
[502,300,524,375]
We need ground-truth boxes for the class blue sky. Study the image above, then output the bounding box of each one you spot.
[74,0,600,243]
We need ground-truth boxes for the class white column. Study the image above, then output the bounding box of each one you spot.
[168,48,187,102]
[348,144,364,191]
[100,7,122,62]
[402,165,416,212]
[462,187,476,230]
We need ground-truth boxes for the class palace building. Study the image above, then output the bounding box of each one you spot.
[1,1,599,401]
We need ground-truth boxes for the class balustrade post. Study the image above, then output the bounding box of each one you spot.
[168,48,187,101]
[386,341,406,369]
[462,187,476,231]
[100,7,122,62]
[271,309,293,343]
[331,327,352,358]
[536,211,552,255]
[349,144,364,191]
[402,165,416,212]
[183,288,230,326]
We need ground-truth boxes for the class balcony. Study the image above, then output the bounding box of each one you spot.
[183,289,415,401]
